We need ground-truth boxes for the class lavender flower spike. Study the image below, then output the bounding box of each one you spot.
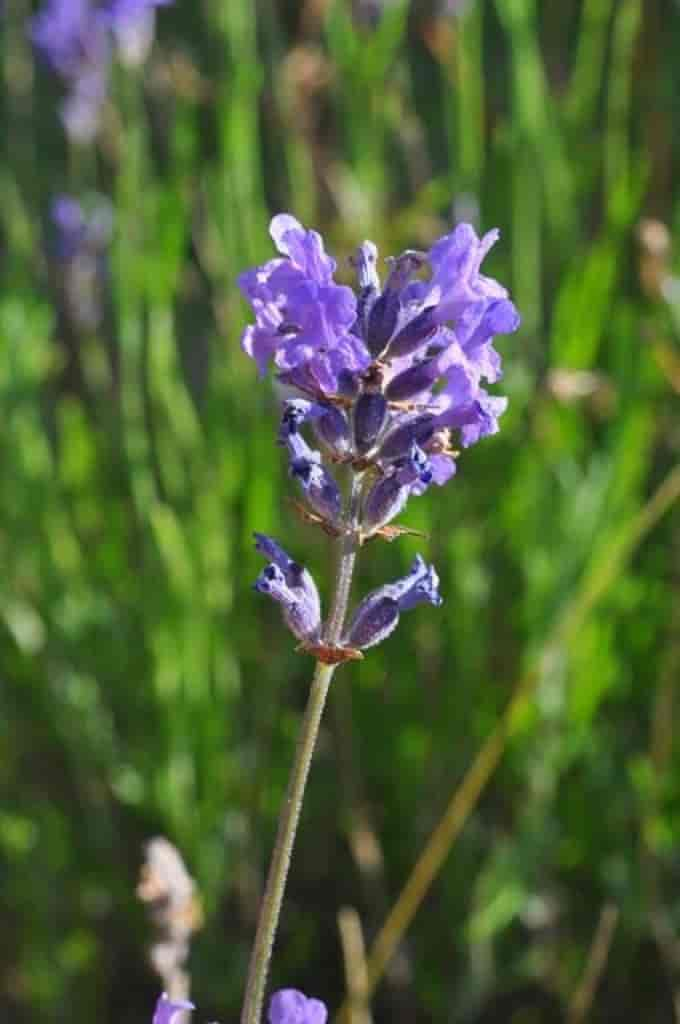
[269,989,328,1024]
[254,534,322,643]
[30,0,110,142]
[344,556,442,650]
[152,994,194,1024]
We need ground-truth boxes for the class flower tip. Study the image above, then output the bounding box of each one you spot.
[270,212,304,250]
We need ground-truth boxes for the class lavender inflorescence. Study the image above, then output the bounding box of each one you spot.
[30,0,173,141]
[241,214,519,656]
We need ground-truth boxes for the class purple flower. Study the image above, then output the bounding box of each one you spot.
[344,556,442,650]
[239,215,364,394]
[152,994,194,1024]
[254,534,322,643]
[268,989,327,1024]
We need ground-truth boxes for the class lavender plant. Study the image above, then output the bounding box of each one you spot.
[237,214,519,1024]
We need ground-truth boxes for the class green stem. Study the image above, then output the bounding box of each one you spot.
[240,476,363,1024]
[239,659,335,1024]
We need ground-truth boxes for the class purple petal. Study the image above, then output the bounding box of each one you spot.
[270,214,337,284]
[268,989,328,1024]
[152,994,194,1024]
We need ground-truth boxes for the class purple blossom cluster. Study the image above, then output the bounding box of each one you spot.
[241,215,518,653]
[30,0,172,141]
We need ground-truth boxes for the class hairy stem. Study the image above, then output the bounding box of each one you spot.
[240,659,335,1024]
[240,475,363,1024]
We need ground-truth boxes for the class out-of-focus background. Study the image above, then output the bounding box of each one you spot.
[2,0,680,1021]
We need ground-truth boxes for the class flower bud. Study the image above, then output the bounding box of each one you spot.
[284,433,342,523]
[354,392,388,453]
[344,555,442,650]
[385,307,437,359]
[290,457,342,523]
[363,444,432,531]
[312,404,350,455]
[378,414,436,462]
[366,289,400,357]
[385,359,439,402]
[362,475,410,533]
[253,534,321,643]
[345,595,400,650]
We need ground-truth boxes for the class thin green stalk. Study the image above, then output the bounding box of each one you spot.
[239,659,336,1024]
[240,477,363,1024]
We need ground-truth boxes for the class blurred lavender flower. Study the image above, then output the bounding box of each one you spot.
[269,989,327,1024]
[30,0,109,141]
[102,0,173,65]
[50,193,113,331]
[29,0,173,138]
[137,837,202,1004]
[152,994,194,1024]
[241,213,518,652]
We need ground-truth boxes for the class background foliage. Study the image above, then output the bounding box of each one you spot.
[2,0,680,1021]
